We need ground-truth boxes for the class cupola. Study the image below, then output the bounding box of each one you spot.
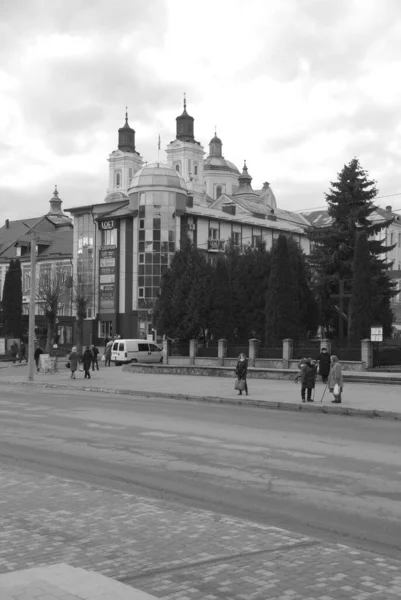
[118,109,137,153]
[208,130,223,157]
[176,95,195,142]
[47,186,64,216]
[234,161,254,195]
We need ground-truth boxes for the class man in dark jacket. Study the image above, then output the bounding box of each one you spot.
[316,348,331,384]
[91,345,99,371]
[82,346,93,379]
[34,344,43,373]
[301,358,316,402]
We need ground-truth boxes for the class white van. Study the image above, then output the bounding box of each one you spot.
[111,339,163,366]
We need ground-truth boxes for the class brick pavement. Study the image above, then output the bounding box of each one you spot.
[0,464,400,599]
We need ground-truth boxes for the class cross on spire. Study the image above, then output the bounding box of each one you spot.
[125,107,128,124]
[183,92,186,111]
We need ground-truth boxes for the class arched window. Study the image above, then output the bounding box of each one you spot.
[116,172,121,187]
[175,164,180,172]
[216,185,222,199]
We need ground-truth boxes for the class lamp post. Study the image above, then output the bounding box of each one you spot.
[27,232,37,381]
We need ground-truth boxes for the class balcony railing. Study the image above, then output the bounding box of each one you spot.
[208,238,225,251]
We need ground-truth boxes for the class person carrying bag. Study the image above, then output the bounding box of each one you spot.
[235,353,249,396]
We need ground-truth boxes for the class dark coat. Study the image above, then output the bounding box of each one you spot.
[236,359,248,380]
[82,349,93,369]
[301,363,316,388]
[317,352,331,378]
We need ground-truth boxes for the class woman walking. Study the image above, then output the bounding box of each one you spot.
[68,346,79,379]
[328,355,343,403]
[82,346,93,379]
[235,353,249,396]
[104,341,112,367]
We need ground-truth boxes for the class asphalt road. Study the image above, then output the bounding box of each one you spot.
[1,384,401,559]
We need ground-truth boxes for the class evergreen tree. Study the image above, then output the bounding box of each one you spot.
[209,256,234,342]
[309,158,396,338]
[348,232,372,342]
[1,259,22,338]
[287,238,319,339]
[265,235,299,344]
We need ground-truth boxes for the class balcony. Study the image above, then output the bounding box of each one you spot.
[208,238,225,252]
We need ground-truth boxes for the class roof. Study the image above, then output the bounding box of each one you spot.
[302,206,401,228]
[0,216,72,261]
[128,162,187,192]
[218,194,309,228]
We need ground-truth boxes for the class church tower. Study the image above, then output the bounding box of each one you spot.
[166,96,205,203]
[106,110,144,201]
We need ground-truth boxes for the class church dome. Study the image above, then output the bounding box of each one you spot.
[204,155,240,174]
[128,162,187,192]
[104,190,129,203]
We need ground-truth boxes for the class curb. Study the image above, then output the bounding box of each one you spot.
[3,379,401,421]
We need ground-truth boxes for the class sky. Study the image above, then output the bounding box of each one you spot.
[2,0,401,221]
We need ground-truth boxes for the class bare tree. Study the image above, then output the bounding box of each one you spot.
[36,265,70,353]
[73,279,93,355]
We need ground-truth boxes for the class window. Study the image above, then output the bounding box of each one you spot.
[175,164,180,172]
[150,344,159,351]
[232,231,240,247]
[113,342,119,351]
[390,232,394,245]
[398,233,401,248]
[139,253,144,264]
[129,168,133,180]
[209,226,219,239]
[216,185,222,199]
[16,247,21,257]
[101,229,117,246]
[99,320,112,338]
[116,172,121,186]
[138,343,149,352]
[194,165,198,176]
[119,343,124,352]
[138,287,144,298]
[252,235,262,248]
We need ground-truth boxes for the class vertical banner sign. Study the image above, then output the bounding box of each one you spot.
[99,247,117,311]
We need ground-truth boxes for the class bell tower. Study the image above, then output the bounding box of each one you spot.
[107,109,143,199]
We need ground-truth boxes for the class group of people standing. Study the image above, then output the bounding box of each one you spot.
[67,345,100,379]
[10,341,28,363]
[235,347,344,404]
[297,349,343,403]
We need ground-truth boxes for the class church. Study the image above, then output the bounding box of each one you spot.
[66,99,311,344]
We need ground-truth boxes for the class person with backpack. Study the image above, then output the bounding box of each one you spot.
[301,357,317,402]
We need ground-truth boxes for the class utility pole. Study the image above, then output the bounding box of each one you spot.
[28,231,37,381]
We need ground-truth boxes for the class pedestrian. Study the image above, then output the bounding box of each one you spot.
[10,341,18,363]
[68,346,79,379]
[301,357,316,402]
[104,341,112,367]
[34,344,43,373]
[328,355,343,403]
[19,341,28,363]
[104,336,109,346]
[294,357,307,383]
[82,346,93,379]
[91,344,99,371]
[235,353,249,396]
[316,347,331,384]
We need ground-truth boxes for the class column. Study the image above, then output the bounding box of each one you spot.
[248,338,259,367]
[162,338,171,365]
[361,339,373,369]
[282,338,293,369]
[189,338,198,365]
[218,339,227,366]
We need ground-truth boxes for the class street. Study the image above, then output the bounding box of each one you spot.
[1,383,400,563]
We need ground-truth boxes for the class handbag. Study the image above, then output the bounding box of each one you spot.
[234,379,245,392]
[333,383,340,395]
[65,361,70,369]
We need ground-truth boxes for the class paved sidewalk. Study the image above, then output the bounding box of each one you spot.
[1,363,401,418]
[0,465,401,599]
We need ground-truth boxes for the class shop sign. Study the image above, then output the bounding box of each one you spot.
[99,247,117,310]
[99,219,117,230]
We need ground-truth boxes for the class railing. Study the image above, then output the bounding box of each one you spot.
[208,239,225,251]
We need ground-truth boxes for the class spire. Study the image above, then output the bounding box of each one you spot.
[176,95,195,142]
[234,161,255,195]
[47,185,64,216]
[118,108,137,153]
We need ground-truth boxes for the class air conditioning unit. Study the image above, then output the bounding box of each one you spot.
[188,223,195,231]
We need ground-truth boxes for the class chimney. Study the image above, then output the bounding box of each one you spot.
[386,206,392,212]
[5,219,9,229]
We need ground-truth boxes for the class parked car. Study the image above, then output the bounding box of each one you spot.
[111,339,163,366]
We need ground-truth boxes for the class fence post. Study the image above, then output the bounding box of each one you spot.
[162,338,171,365]
[320,339,332,355]
[248,339,259,367]
[361,339,373,370]
[189,339,198,365]
[218,339,227,366]
[282,338,293,369]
